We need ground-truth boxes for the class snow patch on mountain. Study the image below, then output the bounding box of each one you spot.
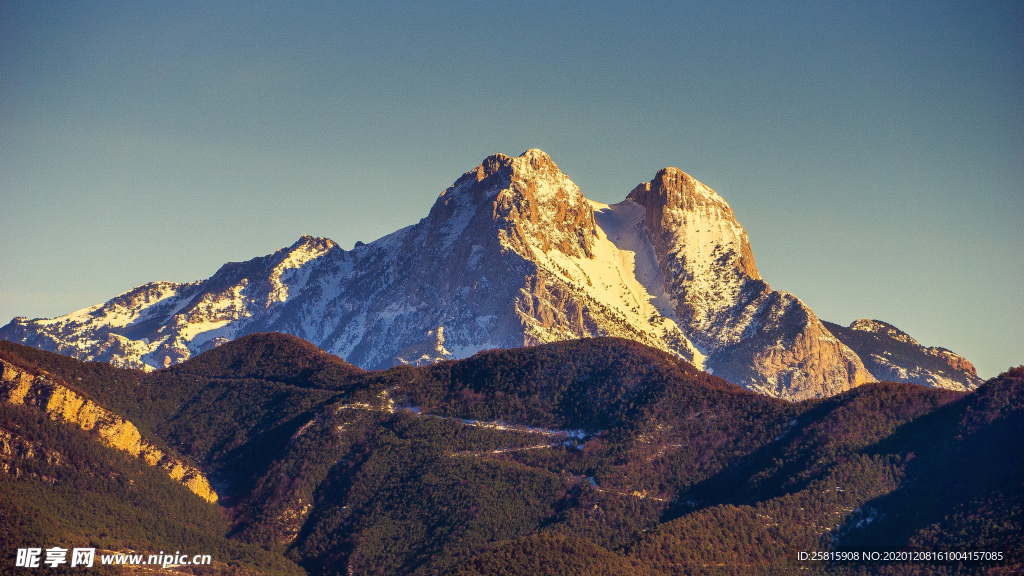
[0,150,980,399]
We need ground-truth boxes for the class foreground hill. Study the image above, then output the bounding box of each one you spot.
[0,150,980,399]
[0,334,1017,575]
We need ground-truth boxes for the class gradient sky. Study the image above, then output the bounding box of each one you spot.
[1,1,1021,377]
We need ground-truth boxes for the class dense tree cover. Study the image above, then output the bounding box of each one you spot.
[386,338,783,431]
[154,377,336,491]
[672,383,964,511]
[165,333,365,390]
[290,414,570,576]
[0,405,304,575]
[448,532,661,576]
[0,341,167,444]
[628,454,905,574]
[2,337,1020,575]
[836,368,1024,562]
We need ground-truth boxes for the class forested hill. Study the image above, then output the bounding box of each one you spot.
[1,334,1020,575]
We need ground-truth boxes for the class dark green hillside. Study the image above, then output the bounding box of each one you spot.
[2,336,1020,576]
[669,382,964,511]
[165,332,365,390]
[393,337,788,430]
[837,367,1024,557]
[0,339,348,505]
[448,532,662,576]
[289,413,570,575]
[0,403,304,575]
[0,341,164,440]
[211,338,801,572]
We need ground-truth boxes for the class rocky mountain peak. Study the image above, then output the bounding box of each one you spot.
[824,320,981,389]
[627,168,759,281]
[0,150,982,400]
[629,167,726,211]
[428,149,596,260]
[290,235,339,253]
[517,147,561,174]
[843,319,980,383]
[621,167,876,398]
[442,149,563,206]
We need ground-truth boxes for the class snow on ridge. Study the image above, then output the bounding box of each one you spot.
[510,150,584,206]
[35,303,104,326]
[364,223,415,255]
[520,197,704,368]
[0,150,782,384]
[186,321,237,350]
[650,186,762,352]
[177,283,251,344]
[2,150,967,398]
[267,237,336,304]
[590,199,678,321]
[439,197,478,251]
[35,281,184,329]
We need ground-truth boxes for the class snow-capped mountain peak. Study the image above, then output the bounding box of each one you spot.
[0,150,981,399]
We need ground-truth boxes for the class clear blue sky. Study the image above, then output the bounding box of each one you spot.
[1,1,1021,377]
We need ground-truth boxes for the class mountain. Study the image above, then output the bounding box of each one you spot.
[824,319,982,390]
[1,335,1019,575]
[0,150,978,400]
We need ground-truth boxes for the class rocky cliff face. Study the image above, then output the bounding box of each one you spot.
[0,359,217,502]
[626,168,874,398]
[824,319,982,391]
[0,150,980,400]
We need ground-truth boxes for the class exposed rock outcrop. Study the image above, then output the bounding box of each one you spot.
[0,359,217,502]
[627,168,874,398]
[825,319,981,391]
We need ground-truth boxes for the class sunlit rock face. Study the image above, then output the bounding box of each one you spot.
[0,359,217,502]
[0,150,979,400]
[626,167,873,399]
[824,319,983,391]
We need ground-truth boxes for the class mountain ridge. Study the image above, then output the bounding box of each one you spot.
[0,149,981,399]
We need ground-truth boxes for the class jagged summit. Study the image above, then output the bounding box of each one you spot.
[441,149,568,204]
[621,167,872,398]
[847,318,978,377]
[0,150,981,399]
[824,318,981,390]
[292,235,338,251]
[627,167,759,280]
[428,148,596,260]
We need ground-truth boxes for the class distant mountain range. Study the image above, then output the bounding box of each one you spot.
[0,150,981,399]
[1,334,1020,575]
